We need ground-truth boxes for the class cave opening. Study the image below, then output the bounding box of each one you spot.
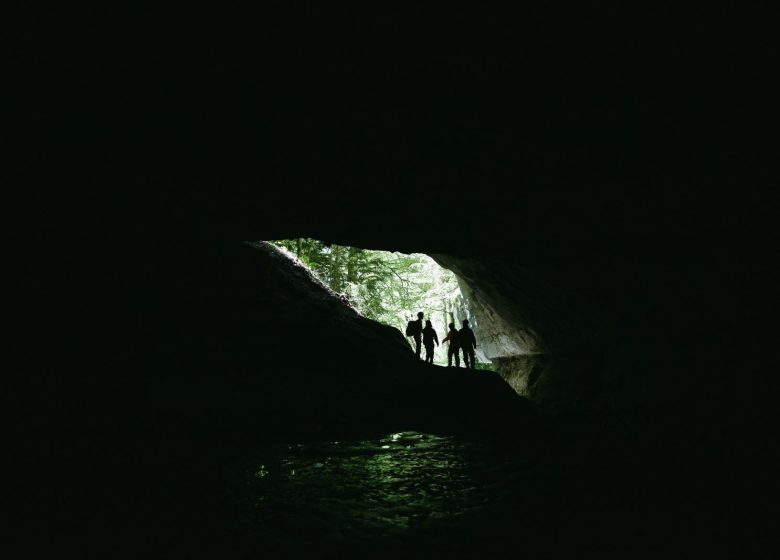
[258,238,495,368]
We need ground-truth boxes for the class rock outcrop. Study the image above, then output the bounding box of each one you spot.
[432,254,775,418]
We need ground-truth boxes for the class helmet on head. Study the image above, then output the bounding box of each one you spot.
[417,312,424,318]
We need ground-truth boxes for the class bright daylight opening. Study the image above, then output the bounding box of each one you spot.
[264,238,492,368]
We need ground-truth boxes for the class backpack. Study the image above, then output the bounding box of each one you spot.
[405,320,419,337]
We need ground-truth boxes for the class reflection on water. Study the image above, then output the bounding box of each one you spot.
[239,431,544,550]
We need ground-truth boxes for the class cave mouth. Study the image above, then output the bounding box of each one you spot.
[257,238,494,368]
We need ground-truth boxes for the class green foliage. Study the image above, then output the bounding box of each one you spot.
[269,239,488,366]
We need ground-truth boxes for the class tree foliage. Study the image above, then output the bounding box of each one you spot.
[269,239,474,365]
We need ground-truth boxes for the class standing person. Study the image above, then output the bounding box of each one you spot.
[405,311,425,359]
[442,322,461,367]
[459,319,477,369]
[422,320,439,364]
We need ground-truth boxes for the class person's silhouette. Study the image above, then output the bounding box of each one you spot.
[442,322,460,367]
[459,319,477,369]
[410,311,424,359]
[422,320,439,364]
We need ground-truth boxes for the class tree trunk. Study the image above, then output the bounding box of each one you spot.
[346,247,359,283]
[330,245,343,293]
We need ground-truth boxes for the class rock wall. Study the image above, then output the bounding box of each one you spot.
[433,254,776,417]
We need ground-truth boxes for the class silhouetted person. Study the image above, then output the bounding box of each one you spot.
[422,320,439,364]
[405,311,424,359]
[442,322,460,367]
[459,319,477,369]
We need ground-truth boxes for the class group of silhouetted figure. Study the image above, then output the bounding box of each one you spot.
[405,312,478,368]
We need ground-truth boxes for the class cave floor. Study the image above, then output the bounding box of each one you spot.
[8,376,775,559]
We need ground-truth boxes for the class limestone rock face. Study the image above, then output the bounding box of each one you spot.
[432,253,775,414]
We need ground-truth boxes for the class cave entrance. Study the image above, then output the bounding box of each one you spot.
[265,238,492,368]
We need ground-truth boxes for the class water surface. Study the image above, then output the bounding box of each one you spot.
[236,431,554,556]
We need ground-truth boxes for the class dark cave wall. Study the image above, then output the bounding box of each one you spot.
[24,206,773,424]
[12,1,777,430]
[8,11,779,557]
[20,185,776,430]
[434,254,774,415]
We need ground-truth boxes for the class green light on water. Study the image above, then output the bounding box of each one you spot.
[254,465,270,478]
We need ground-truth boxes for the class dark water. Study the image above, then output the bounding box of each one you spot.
[223,427,764,559]
[232,431,557,557]
[13,409,766,558]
